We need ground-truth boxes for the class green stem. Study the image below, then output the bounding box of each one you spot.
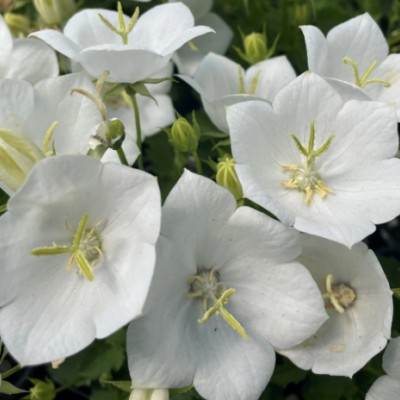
[193,151,203,175]
[2,364,21,379]
[116,148,129,166]
[130,93,144,170]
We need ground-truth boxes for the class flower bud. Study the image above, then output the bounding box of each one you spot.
[130,389,169,400]
[90,118,126,150]
[3,12,30,36]
[169,117,199,154]
[243,32,268,64]
[33,0,77,25]
[0,129,44,192]
[28,378,56,400]
[216,155,243,200]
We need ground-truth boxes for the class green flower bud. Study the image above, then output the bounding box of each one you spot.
[216,155,243,200]
[0,129,44,192]
[292,3,313,25]
[28,378,56,400]
[91,118,126,150]
[243,32,268,64]
[234,29,279,65]
[4,12,31,36]
[34,0,77,25]
[169,117,199,154]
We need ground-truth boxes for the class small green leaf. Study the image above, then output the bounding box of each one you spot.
[0,380,28,395]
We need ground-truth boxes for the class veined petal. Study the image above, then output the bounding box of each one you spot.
[4,38,58,84]
[383,337,400,379]
[168,0,213,20]
[300,25,329,75]
[366,376,400,400]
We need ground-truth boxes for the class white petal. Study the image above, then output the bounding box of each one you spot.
[383,337,400,379]
[300,25,329,75]
[326,13,388,81]
[366,376,400,400]
[168,0,213,19]
[0,15,13,73]
[247,56,296,101]
[173,13,233,76]
[31,72,102,154]
[78,46,169,83]
[130,3,214,55]
[64,9,126,47]
[4,38,58,84]
[0,79,34,130]
[280,236,392,377]
[30,29,81,60]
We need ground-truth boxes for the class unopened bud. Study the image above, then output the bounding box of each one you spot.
[292,3,313,25]
[169,117,199,154]
[90,118,125,150]
[235,29,279,65]
[216,155,243,200]
[0,129,44,192]
[4,12,30,36]
[28,378,56,400]
[34,0,77,25]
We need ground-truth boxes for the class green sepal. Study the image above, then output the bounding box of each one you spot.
[87,145,108,160]
[127,83,157,104]
[0,381,28,395]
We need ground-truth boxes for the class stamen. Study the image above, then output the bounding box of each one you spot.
[322,274,357,313]
[281,120,334,205]
[343,57,391,88]
[31,213,102,281]
[238,66,261,95]
[186,268,247,338]
[41,121,59,156]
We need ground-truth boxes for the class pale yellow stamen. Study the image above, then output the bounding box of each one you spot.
[238,66,261,95]
[322,274,357,313]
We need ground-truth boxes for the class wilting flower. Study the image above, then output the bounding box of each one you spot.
[31,3,214,83]
[280,234,393,377]
[228,72,400,246]
[180,52,296,131]
[127,170,327,400]
[0,155,161,365]
[0,15,58,83]
[366,337,400,400]
[301,13,400,119]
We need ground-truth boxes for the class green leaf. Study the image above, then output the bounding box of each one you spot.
[99,380,131,393]
[0,380,28,395]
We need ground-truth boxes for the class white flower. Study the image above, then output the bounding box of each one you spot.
[180,52,296,131]
[0,73,102,192]
[0,154,161,365]
[0,15,58,84]
[227,71,400,246]
[366,337,400,400]
[279,234,393,377]
[127,170,327,400]
[301,13,400,120]
[169,0,233,76]
[31,3,214,83]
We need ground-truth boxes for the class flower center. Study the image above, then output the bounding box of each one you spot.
[31,213,103,281]
[343,57,391,88]
[186,268,247,338]
[281,120,334,205]
[322,274,357,313]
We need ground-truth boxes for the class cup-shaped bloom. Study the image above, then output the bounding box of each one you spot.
[280,234,393,377]
[127,170,327,400]
[169,0,233,76]
[0,15,58,83]
[366,337,400,400]
[301,13,400,120]
[31,3,214,83]
[180,52,296,131]
[0,74,102,192]
[0,154,161,365]
[228,71,400,246]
